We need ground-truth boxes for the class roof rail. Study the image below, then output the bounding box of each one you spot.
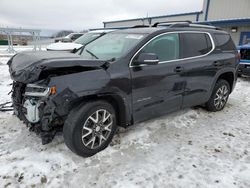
[189,23,222,30]
[152,20,221,30]
[168,23,190,28]
[152,20,192,27]
[131,25,150,28]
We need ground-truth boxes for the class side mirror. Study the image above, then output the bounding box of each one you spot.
[134,53,159,65]
[71,48,77,53]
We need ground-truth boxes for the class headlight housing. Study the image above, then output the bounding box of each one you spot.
[25,84,56,97]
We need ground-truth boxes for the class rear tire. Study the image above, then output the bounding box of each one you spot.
[63,100,117,157]
[206,79,230,112]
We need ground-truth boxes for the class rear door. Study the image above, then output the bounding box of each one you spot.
[179,32,216,107]
[130,33,186,123]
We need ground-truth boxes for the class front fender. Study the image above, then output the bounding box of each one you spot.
[47,70,132,126]
[48,69,110,95]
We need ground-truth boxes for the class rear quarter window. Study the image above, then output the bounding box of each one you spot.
[180,33,213,58]
[214,33,236,51]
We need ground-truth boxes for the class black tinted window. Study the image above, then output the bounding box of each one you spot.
[138,33,179,62]
[181,33,212,58]
[214,33,236,51]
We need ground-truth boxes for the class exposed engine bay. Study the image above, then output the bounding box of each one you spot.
[11,82,62,144]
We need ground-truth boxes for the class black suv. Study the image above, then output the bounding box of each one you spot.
[8,22,238,157]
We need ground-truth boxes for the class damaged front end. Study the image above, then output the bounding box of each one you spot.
[11,81,71,144]
[8,51,110,144]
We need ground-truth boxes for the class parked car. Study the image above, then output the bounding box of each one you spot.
[8,21,238,157]
[47,30,113,52]
[54,33,84,43]
[238,44,250,76]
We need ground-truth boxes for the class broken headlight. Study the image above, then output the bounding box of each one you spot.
[25,84,56,97]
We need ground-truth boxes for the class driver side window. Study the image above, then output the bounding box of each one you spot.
[135,33,180,63]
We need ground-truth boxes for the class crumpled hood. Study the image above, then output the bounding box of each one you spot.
[8,51,109,83]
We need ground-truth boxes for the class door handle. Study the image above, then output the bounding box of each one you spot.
[174,66,184,72]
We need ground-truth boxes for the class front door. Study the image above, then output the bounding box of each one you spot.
[129,33,185,123]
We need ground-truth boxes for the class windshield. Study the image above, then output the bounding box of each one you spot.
[74,33,102,45]
[79,33,145,61]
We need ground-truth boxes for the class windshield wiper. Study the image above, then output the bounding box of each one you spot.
[86,49,99,59]
[76,44,86,54]
[106,57,116,62]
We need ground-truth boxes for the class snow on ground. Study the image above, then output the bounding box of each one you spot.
[0,46,47,58]
[1,54,250,188]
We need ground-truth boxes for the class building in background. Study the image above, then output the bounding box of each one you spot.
[103,0,250,45]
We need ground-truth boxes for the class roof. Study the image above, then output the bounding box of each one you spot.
[108,26,226,36]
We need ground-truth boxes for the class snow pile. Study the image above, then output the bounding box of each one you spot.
[0,57,12,103]
[0,46,47,58]
[0,55,250,187]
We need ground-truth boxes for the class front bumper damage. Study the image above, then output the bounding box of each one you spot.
[8,51,111,144]
[12,81,78,144]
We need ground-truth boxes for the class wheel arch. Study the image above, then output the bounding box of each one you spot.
[69,93,131,128]
[216,71,235,93]
[206,69,236,103]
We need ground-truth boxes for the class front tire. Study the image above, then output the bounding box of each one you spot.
[206,79,230,112]
[63,100,117,157]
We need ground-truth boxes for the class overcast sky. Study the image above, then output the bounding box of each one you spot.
[0,0,203,31]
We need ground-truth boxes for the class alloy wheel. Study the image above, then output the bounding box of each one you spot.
[214,85,229,110]
[81,109,113,150]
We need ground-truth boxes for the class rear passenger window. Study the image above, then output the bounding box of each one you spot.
[214,33,236,51]
[181,33,213,58]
